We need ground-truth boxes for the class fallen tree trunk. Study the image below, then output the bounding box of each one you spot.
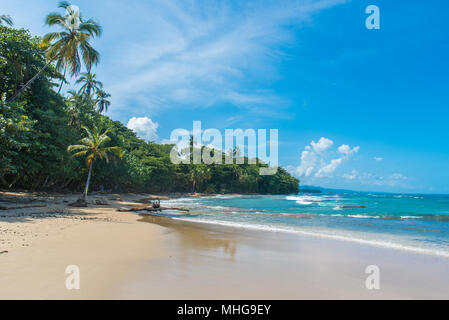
[118,206,190,213]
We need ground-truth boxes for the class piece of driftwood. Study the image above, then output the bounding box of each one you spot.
[0,204,47,211]
[118,206,189,213]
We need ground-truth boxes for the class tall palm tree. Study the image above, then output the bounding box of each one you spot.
[67,126,122,201]
[0,15,13,26]
[43,1,102,93]
[75,72,102,97]
[8,1,102,102]
[95,89,111,113]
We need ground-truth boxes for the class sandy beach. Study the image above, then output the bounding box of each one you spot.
[1,192,449,300]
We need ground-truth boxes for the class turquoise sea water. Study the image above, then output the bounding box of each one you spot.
[164,192,449,257]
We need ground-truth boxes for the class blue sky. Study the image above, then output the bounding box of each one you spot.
[2,0,449,193]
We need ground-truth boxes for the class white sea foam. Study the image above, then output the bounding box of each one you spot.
[296,201,313,205]
[347,214,381,219]
[174,217,449,258]
[286,196,322,202]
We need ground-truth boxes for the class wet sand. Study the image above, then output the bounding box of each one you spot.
[1,192,449,299]
[122,217,449,300]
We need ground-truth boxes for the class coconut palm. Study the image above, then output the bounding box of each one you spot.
[8,1,102,102]
[95,89,111,113]
[43,1,102,93]
[75,72,102,97]
[0,15,13,26]
[67,126,122,201]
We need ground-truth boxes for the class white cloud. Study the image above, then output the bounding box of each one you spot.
[100,0,348,118]
[342,170,359,180]
[374,157,384,162]
[311,137,334,153]
[341,171,409,188]
[296,150,318,177]
[295,137,360,179]
[338,144,360,155]
[126,117,159,142]
[315,158,343,178]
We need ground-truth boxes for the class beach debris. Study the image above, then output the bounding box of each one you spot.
[0,251,8,255]
[93,197,109,206]
[109,194,122,201]
[0,204,47,211]
[118,206,190,213]
[0,196,39,204]
[68,198,88,208]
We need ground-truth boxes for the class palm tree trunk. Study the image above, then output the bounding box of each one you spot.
[8,59,53,103]
[58,67,67,94]
[83,163,93,201]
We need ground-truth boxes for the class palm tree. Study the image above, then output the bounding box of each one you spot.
[67,126,122,201]
[0,15,13,26]
[95,89,111,113]
[8,1,102,102]
[75,72,103,97]
[43,1,102,93]
[65,90,82,128]
[189,165,211,193]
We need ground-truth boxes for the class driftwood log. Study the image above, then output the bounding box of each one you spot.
[118,206,189,213]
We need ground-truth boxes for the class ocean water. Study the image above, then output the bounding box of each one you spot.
[164,192,449,258]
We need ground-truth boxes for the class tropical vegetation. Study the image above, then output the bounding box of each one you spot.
[0,2,299,196]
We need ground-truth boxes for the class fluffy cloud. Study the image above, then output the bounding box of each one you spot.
[315,158,344,178]
[338,144,360,155]
[296,150,318,177]
[311,137,334,153]
[295,138,360,179]
[127,117,159,142]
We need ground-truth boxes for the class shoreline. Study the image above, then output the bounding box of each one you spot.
[172,216,449,259]
[1,192,449,299]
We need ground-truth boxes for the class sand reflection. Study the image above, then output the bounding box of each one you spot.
[139,216,238,261]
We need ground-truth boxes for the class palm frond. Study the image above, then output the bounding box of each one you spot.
[67,144,89,152]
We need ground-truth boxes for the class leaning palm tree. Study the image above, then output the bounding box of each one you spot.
[0,15,13,26]
[75,72,102,97]
[67,126,122,202]
[95,89,111,113]
[8,1,102,102]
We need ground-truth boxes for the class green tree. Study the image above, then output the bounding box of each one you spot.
[9,1,102,101]
[68,126,123,201]
[95,89,111,113]
[0,15,13,26]
[75,72,102,97]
